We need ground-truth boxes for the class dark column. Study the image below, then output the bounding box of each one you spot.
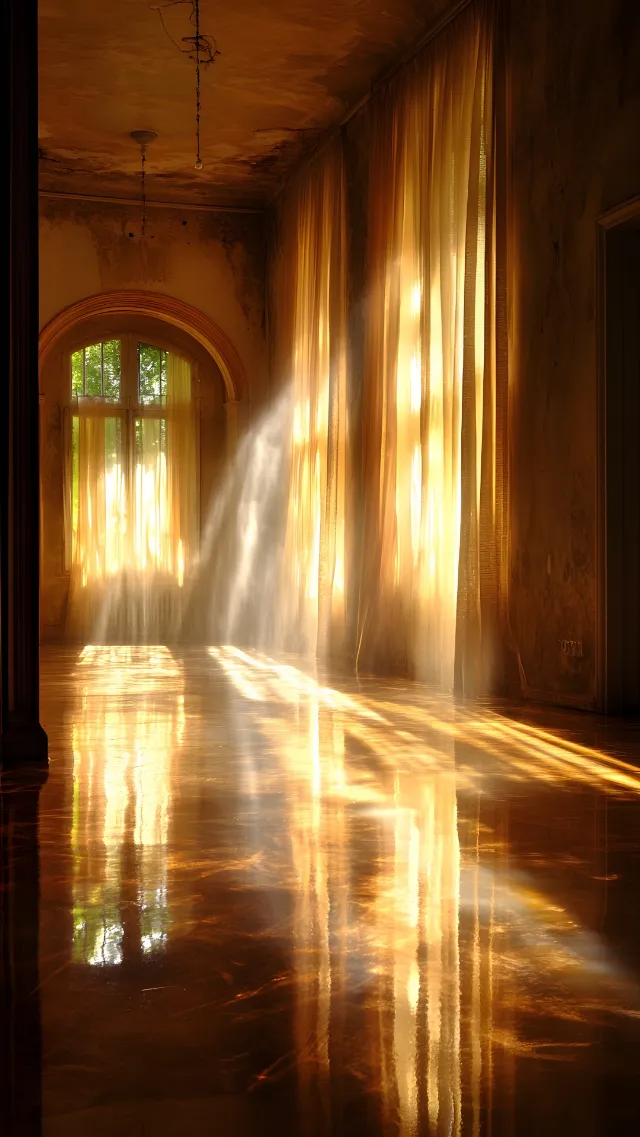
[1,0,48,764]
[0,769,47,1134]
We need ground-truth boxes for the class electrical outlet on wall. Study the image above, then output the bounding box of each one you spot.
[560,639,583,659]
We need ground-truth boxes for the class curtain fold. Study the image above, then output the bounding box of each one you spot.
[272,138,348,657]
[271,0,505,693]
[356,4,498,692]
[167,354,198,586]
[66,353,198,643]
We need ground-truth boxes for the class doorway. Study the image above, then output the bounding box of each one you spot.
[599,201,640,712]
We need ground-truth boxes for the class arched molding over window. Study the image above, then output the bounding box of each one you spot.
[39,290,244,404]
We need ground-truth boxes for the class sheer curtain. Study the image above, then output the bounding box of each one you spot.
[271,138,348,657]
[66,352,198,642]
[166,354,198,584]
[356,3,501,690]
[271,0,505,692]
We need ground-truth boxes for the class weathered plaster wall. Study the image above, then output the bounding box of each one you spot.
[39,197,266,403]
[508,0,640,706]
[39,196,266,640]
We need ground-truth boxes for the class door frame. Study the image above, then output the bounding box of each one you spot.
[596,192,640,712]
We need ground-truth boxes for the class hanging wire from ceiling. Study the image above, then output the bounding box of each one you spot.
[129,130,158,236]
[140,146,147,231]
[151,0,220,170]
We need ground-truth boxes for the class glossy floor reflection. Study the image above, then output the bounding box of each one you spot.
[4,646,640,1134]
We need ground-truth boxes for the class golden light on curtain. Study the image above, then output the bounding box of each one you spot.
[357,1,502,691]
[270,0,505,692]
[66,347,198,642]
[272,139,348,657]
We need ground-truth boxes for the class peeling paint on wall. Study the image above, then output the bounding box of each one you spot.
[39,197,267,403]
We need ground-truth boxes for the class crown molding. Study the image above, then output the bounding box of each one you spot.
[39,189,263,216]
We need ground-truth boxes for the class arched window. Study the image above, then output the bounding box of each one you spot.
[40,316,228,642]
[69,334,195,587]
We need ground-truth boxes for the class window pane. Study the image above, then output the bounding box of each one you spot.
[72,340,121,400]
[138,342,167,405]
[71,350,83,398]
[85,343,102,397]
[103,340,121,401]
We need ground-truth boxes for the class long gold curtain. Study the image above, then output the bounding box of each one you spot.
[272,139,347,656]
[66,353,198,642]
[272,0,505,692]
[357,3,500,690]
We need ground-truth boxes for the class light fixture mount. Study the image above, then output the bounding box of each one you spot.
[129,130,158,148]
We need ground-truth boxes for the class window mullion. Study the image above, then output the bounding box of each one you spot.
[122,333,138,408]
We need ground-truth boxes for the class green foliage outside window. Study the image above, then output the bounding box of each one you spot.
[71,340,121,400]
[138,342,167,405]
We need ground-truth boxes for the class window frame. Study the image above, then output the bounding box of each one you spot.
[69,332,179,420]
[40,312,231,638]
[66,329,200,574]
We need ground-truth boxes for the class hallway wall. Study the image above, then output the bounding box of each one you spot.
[508,0,640,706]
[39,197,267,406]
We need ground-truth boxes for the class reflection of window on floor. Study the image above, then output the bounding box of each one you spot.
[140,879,170,955]
[69,338,194,585]
[73,895,123,967]
[70,647,185,966]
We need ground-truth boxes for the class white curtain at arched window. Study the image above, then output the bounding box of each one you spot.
[66,350,198,643]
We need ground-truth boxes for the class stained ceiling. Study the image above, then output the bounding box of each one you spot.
[39,0,459,208]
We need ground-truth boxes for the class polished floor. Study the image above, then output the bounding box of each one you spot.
[3,646,640,1134]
